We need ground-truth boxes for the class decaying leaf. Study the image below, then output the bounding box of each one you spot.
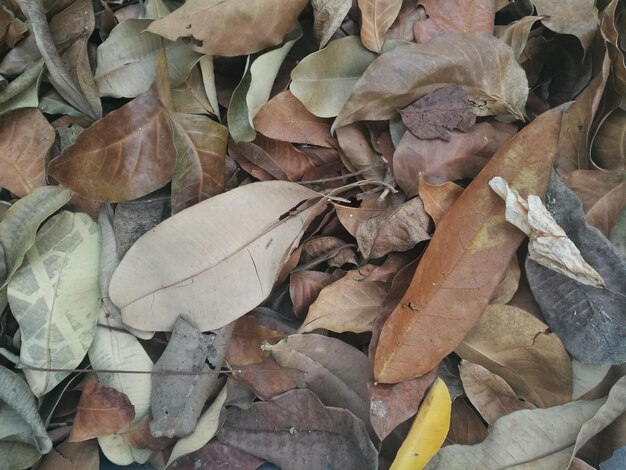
[489,176,604,287]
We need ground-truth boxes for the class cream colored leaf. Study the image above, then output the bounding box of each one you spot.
[8,211,99,397]
[489,176,604,287]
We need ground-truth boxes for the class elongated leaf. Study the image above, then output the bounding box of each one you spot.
[335,32,528,129]
[0,185,72,286]
[95,19,201,98]
[358,0,403,53]
[8,211,100,397]
[0,365,52,454]
[374,106,564,383]
[110,181,319,332]
[147,0,308,57]
[47,90,176,202]
[290,36,377,118]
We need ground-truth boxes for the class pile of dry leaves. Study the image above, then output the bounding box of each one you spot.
[0,0,625,468]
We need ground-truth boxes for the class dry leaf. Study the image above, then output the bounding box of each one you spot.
[418,179,464,225]
[312,0,352,48]
[38,440,99,470]
[225,316,285,366]
[444,399,488,446]
[358,0,403,53]
[289,270,339,318]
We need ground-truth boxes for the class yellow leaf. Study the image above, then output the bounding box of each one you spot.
[390,377,451,469]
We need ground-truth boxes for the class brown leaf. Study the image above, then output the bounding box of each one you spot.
[459,360,535,424]
[358,0,404,52]
[336,124,386,180]
[68,381,135,442]
[533,0,598,53]
[47,90,175,202]
[169,112,228,214]
[419,178,464,225]
[398,85,476,140]
[385,0,426,42]
[253,91,334,148]
[333,194,388,236]
[489,256,520,304]
[122,415,175,451]
[147,0,308,57]
[169,440,265,470]
[225,316,285,367]
[38,439,99,470]
[299,236,358,268]
[562,170,624,213]
[585,181,626,237]
[231,357,297,400]
[393,121,517,195]
[0,108,53,197]
[456,305,572,407]
[413,0,496,43]
[217,389,378,469]
[591,108,626,174]
[444,398,489,446]
[289,270,339,318]
[374,106,564,383]
[335,32,527,128]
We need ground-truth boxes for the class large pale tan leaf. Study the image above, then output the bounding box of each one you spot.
[374,106,563,383]
[47,90,176,202]
[358,0,403,53]
[109,181,319,332]
[334,32,528,129]
[532,0,598,53]
[0,108,53,197]
[8,211,100,397]
[146,0,308,57]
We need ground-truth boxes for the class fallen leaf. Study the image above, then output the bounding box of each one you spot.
[385,0,425,42]
[217,389,378,469]
[0,108,53,197]
[230,357,297,401]
[312,0,352,48]
[0,442,41,470]
[496,15,543,60]
[69,381,135,442]
[562,169,624,213]
[412,0,496,43]
[38,440,98,470]
[358,0,403,53]
[398,85,476,140]
[390,377,451,469]
[591,108,626,174]
[336,123,386,180]
[374,106,564,383]
[418,179,464,224]
[290,36,377,118]
[572,360,611,400]
[147,0,308,56]
[532,0,598,53]
[121,415,174,450]
[169,440,264,470]
[47,90,176,202]
[225,316,285,366]
[335,32,528,129]
[489,255,520,304]
[289,270,338,318]
[444,398,488,446]
[333,195,388,237]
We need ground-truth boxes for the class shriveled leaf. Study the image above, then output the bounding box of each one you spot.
[299,266,388,334]
[0,185,72,286]
[526,173,626,364]
[358,0,403,53]
[532,0,598,52]
[312,0,352,48]
[8,211,100,397]
[38,440,98,470]
[47,90,176,202]
[169,112,228,214]
[0,108,53,197]
[417,179,464,225]
[374,106,564,384]
[399,85,476,140]
[147,0,308,57]
[391,377,451,469]
[253,90,333,147]
[290,36,377,118]
[69,381,135,442]
[459,360,535,424]
[335,32,528,129]
[94,19,201,98]
[217,389,377,469]
[412,0,496,43]
[110,181,318,332]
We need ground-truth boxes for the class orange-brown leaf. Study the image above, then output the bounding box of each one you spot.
[358,0,403,53]
[374,106,565,383]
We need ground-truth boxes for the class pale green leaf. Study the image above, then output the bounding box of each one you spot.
[290,36,377,118]
[0,442,41,470]
[0,61,43,116]
[8,211,100,397]
[199,56,219,116]
[0,186,73,287]
[142,0,171,19]
[95,19,201,98]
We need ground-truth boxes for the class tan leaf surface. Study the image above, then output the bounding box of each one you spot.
[358,0,403,52]
[413,0,496,43]
[419,179,464,225]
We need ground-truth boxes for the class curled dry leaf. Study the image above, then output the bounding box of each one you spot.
[47,90,175,203]
[358,0,403,53]
[69,381,135,442]
[147,0,308,56]
[374,106,564,384]
[335,32,528,129]
[0,108,53,197]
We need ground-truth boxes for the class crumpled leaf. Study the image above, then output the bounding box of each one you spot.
[8,211,100,397]
[38,440,98,470]
[47,89,175,202]
[217,388,378,469]
[0,108,53,197]
[374,106,564,384]
[69,381,135,442]
[335,32,528,129]
[150,317,230,438]
[290,36,377,118]
[358,0,403,53]
[147,0,308,57]
[312,0,352,48]
[526,173,626,364]
[398,85,476,140]
[391,377,451,469]
[110,181,318,332]
[0,365,52,454]
[489,176,604,287]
